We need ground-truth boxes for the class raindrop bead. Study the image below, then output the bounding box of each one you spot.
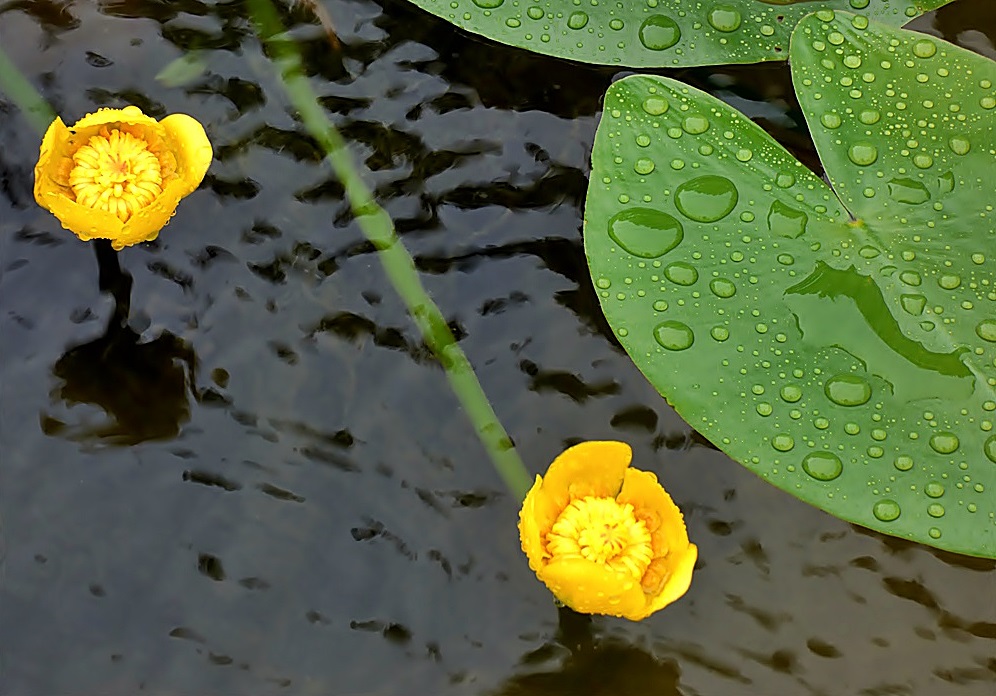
[802,452,842,481]
[821,113,842,129]
[707,5,742,33]
[929,432,959,454]
[567,11,589,30]
[848,144,878,166]
[674,176,738,223]
[948,136,971,155]
[780,385,802,403]
[772,434,795,452]
[873,500,901,522]
[639,15,681,51]
[709,278,736,298]
[608,208,683,259]
[682,115,709,134]
[924,482,944,498]
[976,319,996,343]
[824,374,872,406]
[984,434,996,463]
[653,321,694,351]
[894,455,914,471]
[642,97,669,116]
[634,158,655,175]
[912,40,937,59]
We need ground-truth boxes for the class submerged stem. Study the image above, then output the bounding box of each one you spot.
[248,0,533,501]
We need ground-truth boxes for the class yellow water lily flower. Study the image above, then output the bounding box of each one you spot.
[519,441,697,620]
[34,106,212,250]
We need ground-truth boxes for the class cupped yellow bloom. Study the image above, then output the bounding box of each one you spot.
[519,441,697,620]
[34,106,212,250]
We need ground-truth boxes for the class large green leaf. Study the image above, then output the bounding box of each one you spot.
[406,0,956,68]
[584,12,996,557]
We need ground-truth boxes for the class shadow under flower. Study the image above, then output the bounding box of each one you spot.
[493,607,685,696]
[40,240,197,445]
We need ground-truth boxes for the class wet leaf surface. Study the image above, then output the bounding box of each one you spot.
[406,0,956,67]
[585,12,996,557]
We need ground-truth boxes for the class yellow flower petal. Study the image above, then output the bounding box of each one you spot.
[519,475,558,573]
[636,543,697,619]
[160,113,212,194]
[72,105,161,133]
[537,557,647,618]
[34,117,73,205]
[541,441,631,507]
[33,106,211,249]
[617,468,691,556]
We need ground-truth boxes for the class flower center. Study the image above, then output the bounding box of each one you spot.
[69,127,164,221]
[546,496,653,579]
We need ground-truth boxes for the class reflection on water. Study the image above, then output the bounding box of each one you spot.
[42,242,197,445]
[0,0,994,694]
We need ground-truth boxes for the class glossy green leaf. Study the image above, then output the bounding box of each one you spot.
[584,13,996,557]
[406,0,955,68]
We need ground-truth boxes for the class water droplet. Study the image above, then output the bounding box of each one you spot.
[595,278,611,290]
[873,499,901,522]
[505,17,520,27]
[639,15,681,51]
[927,503,945,518]
[707,5,742,33]
[709,278,736,298]
[710,325,729,342]
[776,173,795,188]
[924,481,945,498]
[887,178,930,204]
[928,527,942,539]
[802,451,842,481]
[900,294,926,316]
[652,300,668,312]
[472,0,503,8]
[609,18,624,31]
[850,0,870,8]
[912,39,937,59]
[899,270,922,287]
[825,373,872,407]
[828,31,845,46]
[767,200,808,239]
[670,159,685,170]
[777,253,795,265]
[682,115,709,135]
[929,431,960,454]
[975,319,996,343]
[843,55,862,69]
[948,136,971,155]
[674,176,738,223]
[642,96,669,116]
[772,434,795,452]
[735,148,753,162]
[894,455,914,471]
[848,143,878,166]
[636,134,651,147]
[780,385,802,403]
[982,96,996,110]
[567,11,589,30]
[608,208,683,259]
[859,109,881,125]
[634,158,656,175]
[912,154,933,170]
[821,113,842,129]
[665,262,698,286]
[653,320,694,351]
[938,274,961,290]
[984,434,996,463]
[757,402,773,416]
[526,6,544,19]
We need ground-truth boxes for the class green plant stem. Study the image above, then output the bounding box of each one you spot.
[0,45,55,135]
[249,0,533,501]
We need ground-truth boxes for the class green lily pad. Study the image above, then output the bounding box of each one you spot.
[584,12,996,557]
[406,0,955,68]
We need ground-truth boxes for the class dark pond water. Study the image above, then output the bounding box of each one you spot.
[1,1,994,694]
